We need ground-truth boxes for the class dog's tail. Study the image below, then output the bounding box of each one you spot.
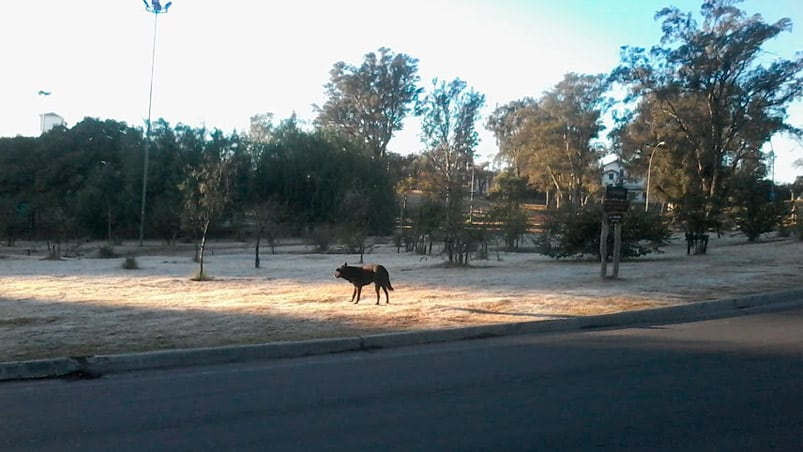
[387,280,394,291]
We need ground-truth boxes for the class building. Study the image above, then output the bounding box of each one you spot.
[39,112,65,134]
[601,159,646,201]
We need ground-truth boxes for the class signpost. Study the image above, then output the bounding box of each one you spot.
[601,186,629,279]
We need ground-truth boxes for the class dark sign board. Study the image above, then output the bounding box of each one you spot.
[603,186,629,213]
[605,186,628,201]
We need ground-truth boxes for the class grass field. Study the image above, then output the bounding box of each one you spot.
[1,234,801,362]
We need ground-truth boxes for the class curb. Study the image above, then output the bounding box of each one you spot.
[2,287,801,382]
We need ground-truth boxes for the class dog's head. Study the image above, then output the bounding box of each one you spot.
[334,262,349,279]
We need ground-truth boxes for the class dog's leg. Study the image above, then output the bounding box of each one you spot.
[375,283,381,305]
[354,286,362,304]
[351,286,358,303]
[382,286,390,304]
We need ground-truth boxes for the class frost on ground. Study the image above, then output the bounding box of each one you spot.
[1,234,801,362]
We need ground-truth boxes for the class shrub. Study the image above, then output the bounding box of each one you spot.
[533,204,672,260]
[121,256,139,270]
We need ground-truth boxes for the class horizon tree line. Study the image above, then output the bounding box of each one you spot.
[0,0,800,260]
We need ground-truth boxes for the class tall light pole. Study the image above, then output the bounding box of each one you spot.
[139,0,173,246]
[644,141,666,212]
[768,143,776,201]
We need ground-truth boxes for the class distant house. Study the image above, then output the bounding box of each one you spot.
[601,159,646,201]
[40,112,65,134]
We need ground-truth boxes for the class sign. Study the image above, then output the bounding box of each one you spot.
[605,186,628,200]
[607,213,623,224]
[604,186,629,213]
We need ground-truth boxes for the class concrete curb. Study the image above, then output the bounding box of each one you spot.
[2,287,801,382]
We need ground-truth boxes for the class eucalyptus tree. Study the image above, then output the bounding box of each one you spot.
[315,47,423,158]
[612,0,803,238]
[419,78,485,264]
[486,98,537,177]
[488,74,609,209]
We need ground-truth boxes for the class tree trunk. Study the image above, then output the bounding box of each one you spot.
[254,234,261,269]
[199,220,210,279]
[106,203,113,247]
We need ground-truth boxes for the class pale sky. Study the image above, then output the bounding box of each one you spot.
[2,0,801,182]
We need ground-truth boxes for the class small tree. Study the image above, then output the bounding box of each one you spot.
[728,174,784,241]
[180,155,232,280]
[418,78,485,265]
[487,169,530,249]
[252,197,288,268]
[336,188,372,263]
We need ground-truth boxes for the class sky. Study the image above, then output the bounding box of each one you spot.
[2,0,801,183]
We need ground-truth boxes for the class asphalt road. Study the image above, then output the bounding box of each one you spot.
[2,306,801,451]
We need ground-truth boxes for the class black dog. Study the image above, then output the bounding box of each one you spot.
[334,262,394,305]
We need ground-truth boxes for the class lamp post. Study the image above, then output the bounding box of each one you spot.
[139,0,173,246]
[644,141,666,212]
[767,146,776,201]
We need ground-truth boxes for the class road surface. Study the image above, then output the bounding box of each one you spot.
[2,306,801,451]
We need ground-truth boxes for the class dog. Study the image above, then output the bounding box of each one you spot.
[334,262,394,305]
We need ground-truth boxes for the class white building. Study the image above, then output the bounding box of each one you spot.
[40,112,65,133]
[601,159,646,201]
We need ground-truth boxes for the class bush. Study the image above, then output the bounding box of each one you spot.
[533,204,672,260]
[121,256,139,270]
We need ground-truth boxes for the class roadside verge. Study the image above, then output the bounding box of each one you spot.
[2,287,801,382]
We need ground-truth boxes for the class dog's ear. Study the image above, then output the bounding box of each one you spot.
[343,262,348,267]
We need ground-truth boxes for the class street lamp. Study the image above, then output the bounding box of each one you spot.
[644,141,666,212]
[139,0,173,246]
[767,144,776,201]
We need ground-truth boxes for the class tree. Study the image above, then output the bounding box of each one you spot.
[726,158,784,240]
[419,78,485,265]
[612,0,803,241]
[180,151,232,280]
[0,136,43,243]
[336,187,373,263]
[315,47,423,158]
[75,161,122,245]
[486,169,530,249]
[252,196,288,268]
[486,98,536,177]
[142,120,188,242]
[252,116,397,237]
[488,73,609,208]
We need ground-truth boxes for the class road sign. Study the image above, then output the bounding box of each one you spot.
[607,213,623,223]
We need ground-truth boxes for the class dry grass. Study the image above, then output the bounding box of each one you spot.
[1,234,801,362]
